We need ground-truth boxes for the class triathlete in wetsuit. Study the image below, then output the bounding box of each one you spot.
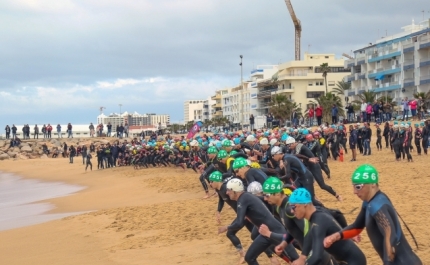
[209,171,252,263]
[270,146,322,206]
[232,157,268,188]
[218,178,291,265]
[198,146,218,198]
[290,188,367,265]
[305,134,330,178]
[324,164,423,265]
[288,137,341,201]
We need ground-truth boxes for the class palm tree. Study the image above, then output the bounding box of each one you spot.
[332,81,351,96]
[310,92,345,122]
[211,116,229,128]
[353,91,376,105]
[320,63,331,95]
[269,94,297,123]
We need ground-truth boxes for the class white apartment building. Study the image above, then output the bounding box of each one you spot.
[345,20,430,102]
[202,96,215,122]
[97,112,170,129]
[183,100,205,123]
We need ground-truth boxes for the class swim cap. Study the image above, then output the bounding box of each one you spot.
[222,140,233,147]
[262,177,283,194]
[217,150,228,159]
[289,188,312,204]
[226,178,244,192]
[247,181,263,194]
[232,157,249,170]
[229,150,238,156]
[209,171,223,182]
[285,137,296,144]
[351,164,378,184]
[207,146,218,154]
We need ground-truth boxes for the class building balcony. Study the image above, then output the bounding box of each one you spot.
[419,35,430,49]
[203,104,209,109]
[403,60,415,70]
[368,50,401,63]
[274,87,294,94]
[358,73,366,79]
[368,66,401,79]
[215,111,223,116]
[211,94,221,100]
[420,75,430,85]
[307,85,326,92]
[419,57,430,67]
[347,88,358,96]
[346,59,355,68]
[346,73,356,82]
[257,88,277,99]
[403,78,415,88]
[251,69,264,76]
[373,82,401,93]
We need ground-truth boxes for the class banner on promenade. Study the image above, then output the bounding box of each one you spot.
[186,121,203,139]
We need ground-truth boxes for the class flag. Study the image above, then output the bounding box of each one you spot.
[186,121,203,139]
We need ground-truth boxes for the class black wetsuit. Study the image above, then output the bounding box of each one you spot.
[243,168,268,187]
[279,154,321,206]
[227,192,289,265]
[296,143,337,199]
[307,140,330,177]
[340,191,422,265]
[376,127,382,150]
[304,210,367,265]
[199,158,217,193]
[414,128,422,155]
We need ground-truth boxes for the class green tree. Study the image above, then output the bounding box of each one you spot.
[414,91,430,109]
[320,63,331,95]
[310,92,345,122]
[211,116,229,127]
[353,91,376,104]
[269,94,302,124]
[332,81,351,96]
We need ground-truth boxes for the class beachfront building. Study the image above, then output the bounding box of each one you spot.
[210,90,226,119]
[202,96,216,122]
[345,20,430,103]
[248,65,279,116]
[97,112,170,129]
[183,100,205,123]
[274,53,348,111]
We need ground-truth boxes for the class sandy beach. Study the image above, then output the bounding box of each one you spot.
[0,146,429,265]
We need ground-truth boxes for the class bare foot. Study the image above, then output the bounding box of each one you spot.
[238,249,246,264]
[269,256,281,265]
[336,195,343,202]
[202,194,210,199]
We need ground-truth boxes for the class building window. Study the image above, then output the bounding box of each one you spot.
[325,56,329,58]
[308,81,313,86]
[328,81,335,86]
[307,92,324,98]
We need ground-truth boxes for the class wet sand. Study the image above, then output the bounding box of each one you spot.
[0,144,429,264]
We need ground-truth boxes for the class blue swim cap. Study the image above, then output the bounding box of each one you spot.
[302,129,309,135]
[289,188,312,204]
[234,138,241,145]
[394,121,398,125]
[197,138,203,143]
[203,141,208,146]
[420,122,425,126]
[338,126,343,130]
[216,142,222,149]
[407,122,411,125]
[281,133,288,141]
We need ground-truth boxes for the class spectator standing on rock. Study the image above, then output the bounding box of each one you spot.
[331,104,339,124]
[11,125,17,139]
[34,125,39,139]
[90,143,95,153]
[118,124,124,139]
[402,97,410,121]
[124,122,129,138]
[46,124,52,138]
[68,145,76,163]
[89,123,95,137]
[67,123,73,138]
[5,125,11,139]
[107,122,112,137]
[112,143,119,167]
[249,114,255,130]
[98,123,104,137]
[316,104,323,125]
[56,124,62,138]
[42,124,47,138]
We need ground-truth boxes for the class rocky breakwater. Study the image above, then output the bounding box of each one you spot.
[0,138,128,161]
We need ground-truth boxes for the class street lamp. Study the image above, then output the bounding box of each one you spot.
[239,55,243,128]
[119,104,122,124]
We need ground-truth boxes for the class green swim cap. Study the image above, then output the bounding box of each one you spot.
[217,150,228,159]
[262,177,283,194]
[207,146,218,154]
[232,157,249,170]
[222,140,233,147]
[229,150,238,156]
[351,164,378,184]
[289,188,312,204]
[209,171,223,182]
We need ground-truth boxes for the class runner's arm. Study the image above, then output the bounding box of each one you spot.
[340,205,366,239]
[227,201,247,231]
[373,207,399,263]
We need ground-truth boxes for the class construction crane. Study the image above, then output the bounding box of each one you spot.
[342,53,354,60]
[284,0,301,61]
[99,106,106,115]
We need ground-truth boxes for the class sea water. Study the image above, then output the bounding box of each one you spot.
[0,172,86,231]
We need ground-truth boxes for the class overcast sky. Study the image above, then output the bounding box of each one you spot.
[1,0,429,125]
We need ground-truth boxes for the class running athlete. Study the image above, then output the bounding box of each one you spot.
[232,157,268,187]
[218,178,292,265]
[287,137,342,201]
[198,146,218,198]
[289,188,367,265]
[324,164,423,265]
[305,134,330,178]
[209,171,251,263]
[270,146,322,207]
